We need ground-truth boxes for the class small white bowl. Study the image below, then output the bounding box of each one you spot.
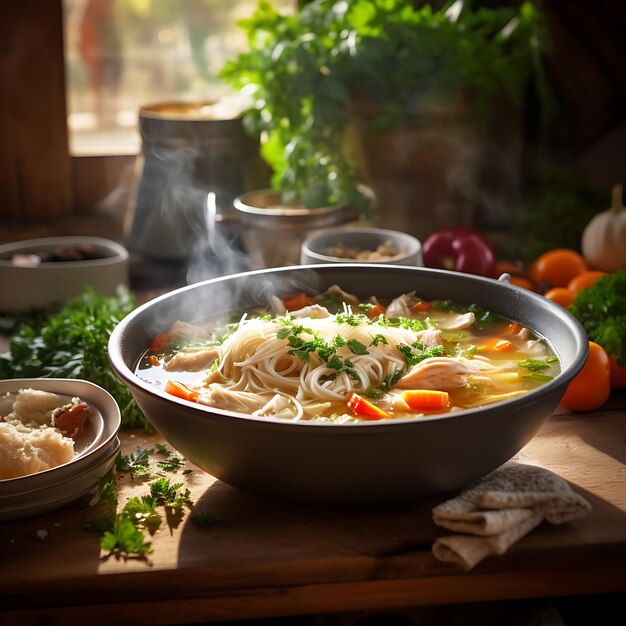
[0,378,121,520]
[0,236,129,313]
[300,227,422,266]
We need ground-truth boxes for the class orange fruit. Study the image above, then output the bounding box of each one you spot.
[543,287,577,309]
[560,341,611,412]
[609,355,626,389]
[529,249,589,289]
[509,275,536,291]
[567,270,608,292]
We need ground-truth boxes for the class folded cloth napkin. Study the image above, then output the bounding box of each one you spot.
[431,461,592,570]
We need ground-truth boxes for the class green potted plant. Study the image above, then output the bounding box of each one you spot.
[220,0,550,231]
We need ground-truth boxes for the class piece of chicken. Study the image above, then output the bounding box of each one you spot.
[386,291,419,318]
[197,385,267,412]
[416,328,442,348]
[289,304,331,319]
[437,312,475,331]
[396,356,492,390]
[164,348,219,372]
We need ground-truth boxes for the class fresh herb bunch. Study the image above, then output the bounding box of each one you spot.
[570,271,626,365]
[220,0,548,211]
[0,286,150,431]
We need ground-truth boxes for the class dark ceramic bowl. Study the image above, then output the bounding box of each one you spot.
[108,265,587,504]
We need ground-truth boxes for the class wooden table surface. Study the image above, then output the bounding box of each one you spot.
[2,395,625,626]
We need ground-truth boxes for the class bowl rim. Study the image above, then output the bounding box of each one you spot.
[0,236,129,268]
[108,263,588,430]
[301,226,422,264]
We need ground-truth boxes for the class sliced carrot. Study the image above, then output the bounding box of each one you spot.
[149,332,175,351]
[283,292,314,312]
[401,389,449,410]
[366,303,387,319]
[503,322,523,336]
[147,355,161,367]
[410,300,430,314]
[346,393,390,420]
[165,380,199,402]
[481,338,514,353]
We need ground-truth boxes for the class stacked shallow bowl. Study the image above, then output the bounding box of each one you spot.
[0,378,121,521]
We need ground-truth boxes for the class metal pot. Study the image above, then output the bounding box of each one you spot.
[232,189,362,269]
[126,101,269,261]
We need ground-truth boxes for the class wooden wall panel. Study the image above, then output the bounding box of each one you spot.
[0,0,71,223]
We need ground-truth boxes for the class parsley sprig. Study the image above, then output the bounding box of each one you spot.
[396,343,445,366]
[0,286,149,430]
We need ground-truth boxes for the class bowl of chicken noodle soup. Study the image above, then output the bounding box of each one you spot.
[108,264,587,503]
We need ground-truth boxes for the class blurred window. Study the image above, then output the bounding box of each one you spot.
[63,0,293,155]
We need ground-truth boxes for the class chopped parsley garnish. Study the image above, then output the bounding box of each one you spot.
[100,515,152,556]
[379,316,426,332]
[149,478,193,511]
[363,368,405,399]
[467,304,499,329]
[116,447,152,478]
[157,454,185,473]
[357,302,375,312]
[122,495,162,527]
[523,372,554,384]
[397,343,444,366]
[518,358,552,372]
[335,312,369,326]
[346,339,368,355]
[370,334,388,347]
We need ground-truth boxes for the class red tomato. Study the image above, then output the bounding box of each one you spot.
[560,342,611,412]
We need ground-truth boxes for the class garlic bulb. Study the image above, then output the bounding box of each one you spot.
[581,183,626,272]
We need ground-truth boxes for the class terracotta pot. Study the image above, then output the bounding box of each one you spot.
[345,97,522,239]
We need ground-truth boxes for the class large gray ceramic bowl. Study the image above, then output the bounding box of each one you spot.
[108,265,587,504]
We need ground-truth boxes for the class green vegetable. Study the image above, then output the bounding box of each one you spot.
[100,515,152,556]
[149,478,193,511]
[157,454,185,473]
[517,358,552,372]
[523,372,553,384]
[0,286,149,431]
[122,495,162,528]
[221,0,549,211]
[396,343,445,366]
[570,271,626,365]
[115,447,152,478]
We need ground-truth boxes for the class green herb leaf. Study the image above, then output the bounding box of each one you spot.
[116,447,152,477]
[346,339,368,355]
[518,358,551,372]
[523,372,554,384]
[100,515,152,555]
[570,271,626,365]
[149,478,193,511]
[0,286,149,430]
